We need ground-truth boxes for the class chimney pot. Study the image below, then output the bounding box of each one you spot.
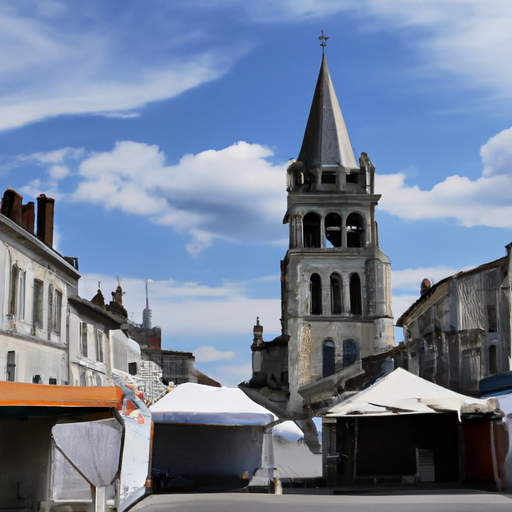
[37,194,55,247]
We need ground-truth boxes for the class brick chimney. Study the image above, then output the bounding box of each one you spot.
[37,194,55,247]
[1,189,23,225]
[22,202,35,233]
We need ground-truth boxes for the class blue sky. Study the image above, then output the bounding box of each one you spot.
[2,1,512,386]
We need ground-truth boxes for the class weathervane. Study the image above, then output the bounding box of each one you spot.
[319,30,329,54]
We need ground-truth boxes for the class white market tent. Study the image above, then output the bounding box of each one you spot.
[150,383,276,426]
[326,368,499,418]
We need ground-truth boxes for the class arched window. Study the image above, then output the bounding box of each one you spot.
[346,212,366,248]
[330,273,342,314]
[325,213,342,247]
[323,340,335,377]
[350,273,362,315]
[303,213,321,248]
[310,273,322,315]
[343,339,358,368]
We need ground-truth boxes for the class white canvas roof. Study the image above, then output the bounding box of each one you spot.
[326,368,498,419]
[150,383,276,426]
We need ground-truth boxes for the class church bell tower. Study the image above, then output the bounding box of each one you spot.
[281,53,395,414]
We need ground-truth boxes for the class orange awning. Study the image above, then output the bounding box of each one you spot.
[0,381,123,408]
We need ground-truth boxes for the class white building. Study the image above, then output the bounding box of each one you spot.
[0,188,140,387]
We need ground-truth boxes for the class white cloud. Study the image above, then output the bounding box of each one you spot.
[3,1,512,133]
[361,0,512,98]
[210,363,253,388]
[481,126,512,177]
[78,273,282,336]
[392,294,419,324]
[392,266,465,292]
[391,265,471,322]
[377,126,512,228]
[0,3,242,130]
[20,147,85,165]
[242,0,512,101]
[23,140,288,253]
[194,346,235,363]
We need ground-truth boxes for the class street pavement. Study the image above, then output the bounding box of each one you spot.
[132,491,512,512]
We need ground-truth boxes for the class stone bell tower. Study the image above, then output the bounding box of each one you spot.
[281,54,394,415]
[243,53,394,428]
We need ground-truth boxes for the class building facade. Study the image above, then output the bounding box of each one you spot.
[397,245,512,396]
[244,56,394,422]
[0,188,141,388]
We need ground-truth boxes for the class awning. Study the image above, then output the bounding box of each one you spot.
[0,380,122,409]
[150,383,276,426]
[326,368,501,419]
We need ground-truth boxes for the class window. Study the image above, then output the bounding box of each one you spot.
[96,330,104,363]
[346,212,366,248]
[330,274,342,314]
[310,273,322,315]
[325,213,342,248]
[343,339,358,368]
[8,265,19,316]
[323,340,335,377]
[350,273,362,315]
[128,362,138,375]
[489,345,498,375]
[49,377,57,385]
[303,213,321,248]
[18,270,26,320]
[48,284,53,336]
[33,279,44,329]
[328,425,337,455]
[80,322,88,357]
[33,375,41,383]
[6,351,15,381]
[53,289,62,333]
[487,305,497,333]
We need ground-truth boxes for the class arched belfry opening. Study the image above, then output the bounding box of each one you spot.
[350,273,362,315]
[346,212,366,248]
[325,213,342,247]
[330,273,342,314]
[310,273,322,315]
[303,213,321,248]
[343,339,358,368]
[323,340,335,377]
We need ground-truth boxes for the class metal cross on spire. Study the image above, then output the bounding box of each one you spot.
[319,30,329,54]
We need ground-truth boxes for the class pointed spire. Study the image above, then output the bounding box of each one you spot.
[298,55,357,169]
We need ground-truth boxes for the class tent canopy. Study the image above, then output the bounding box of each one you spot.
[150,383,276,426]
[326,368,498,419]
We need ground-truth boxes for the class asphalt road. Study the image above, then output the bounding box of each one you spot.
[132,491,512,512]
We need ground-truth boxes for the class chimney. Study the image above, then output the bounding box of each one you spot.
[1,189,23,225]
[22,202,35,233]
[37,194,55,247]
